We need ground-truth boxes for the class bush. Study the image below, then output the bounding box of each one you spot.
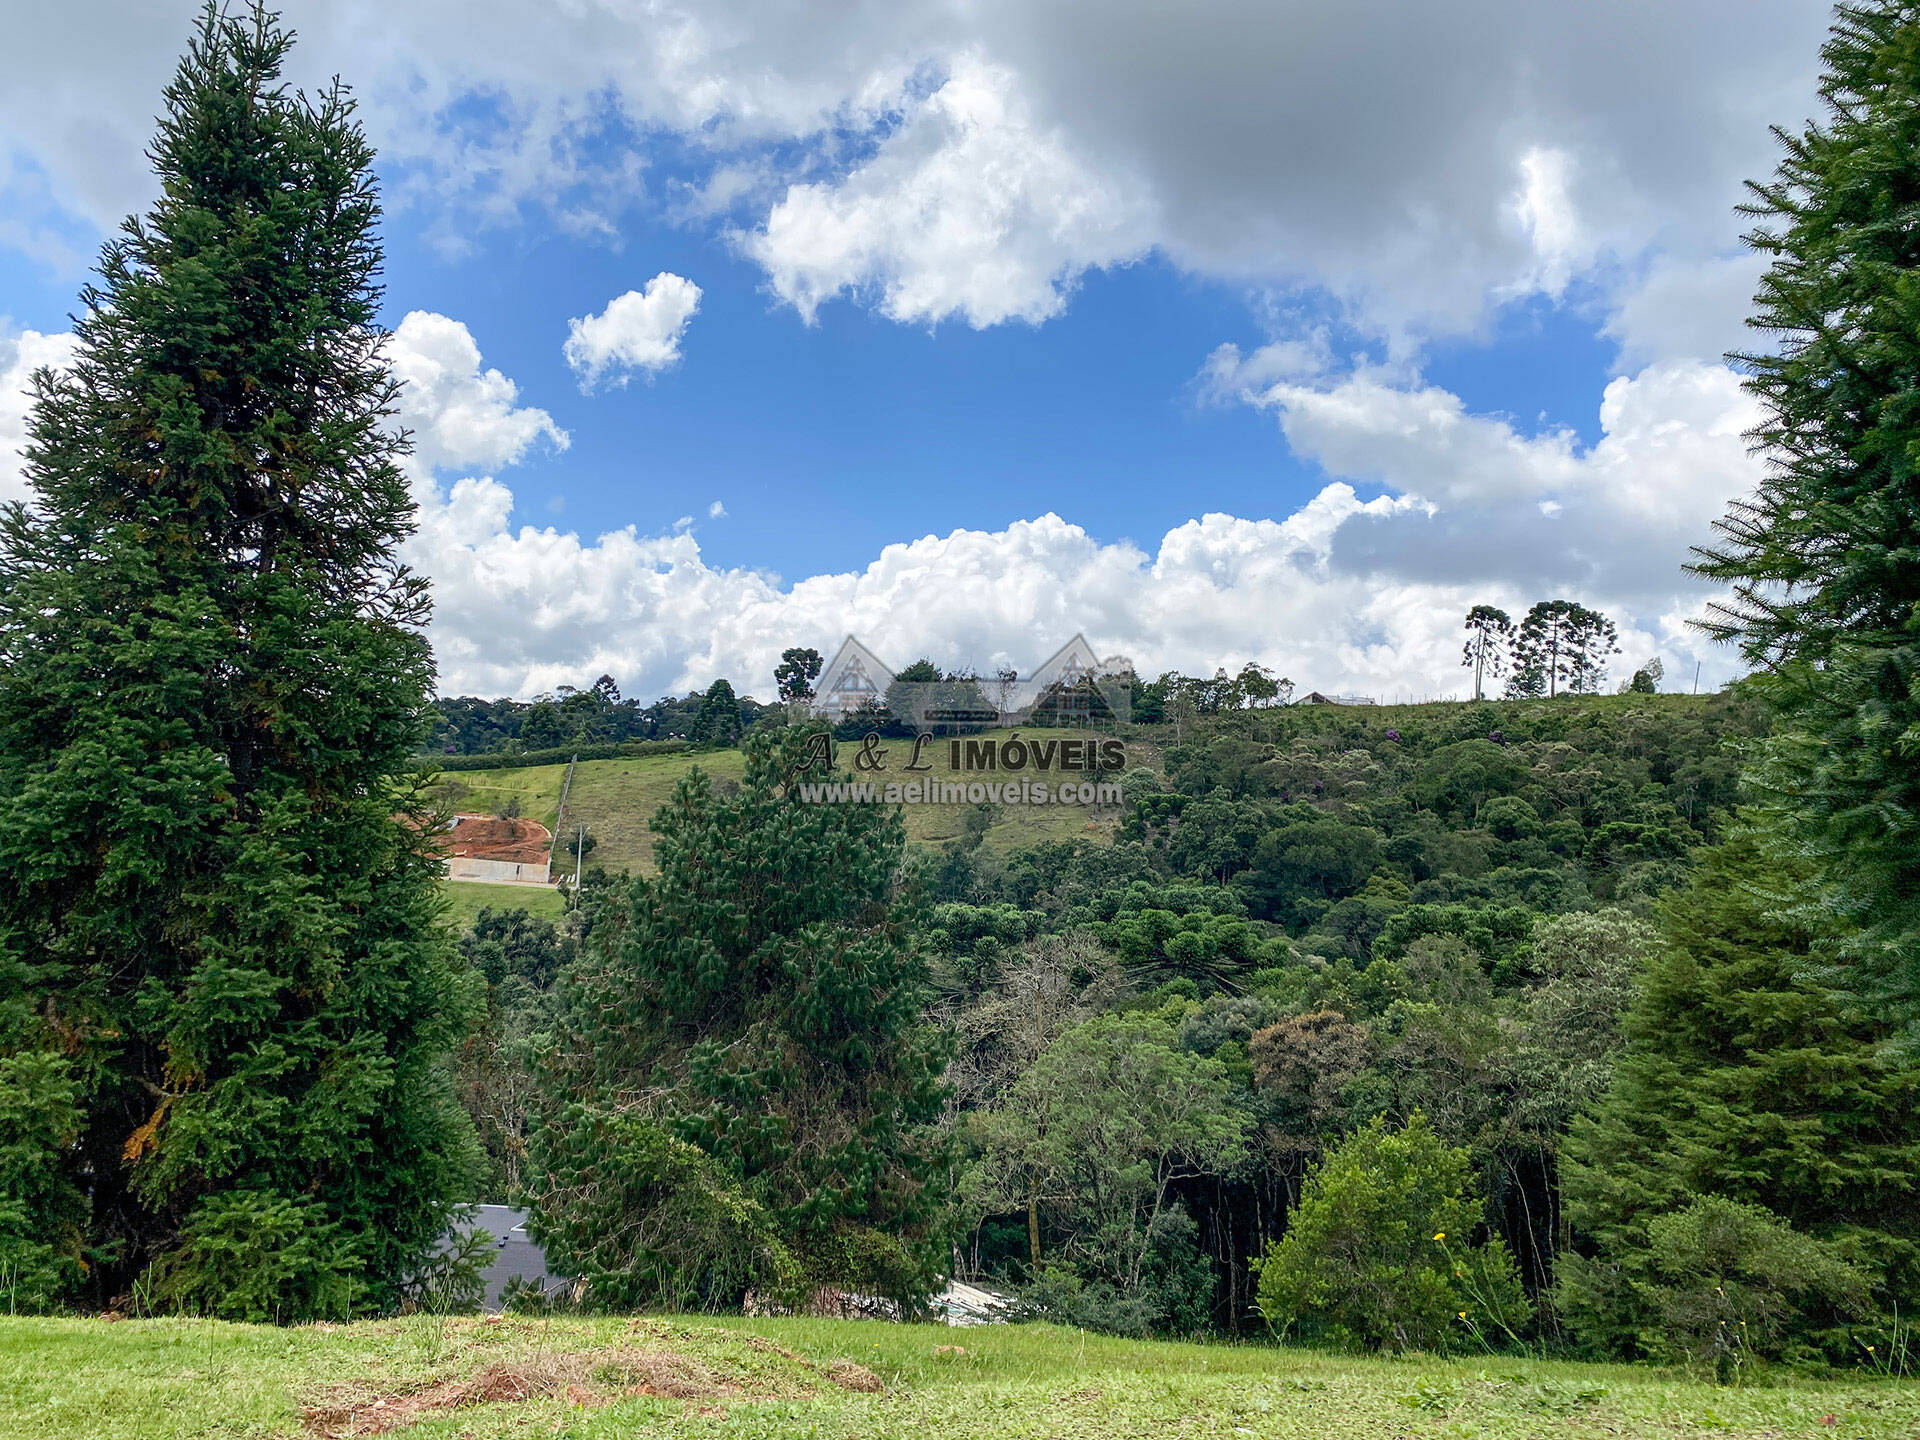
[402,1226,495,1315]
[531,1114,797,1312]
[1014,1203,1217,1337]
[1639,1196,1871,1379]
[1254,1114,1526,1351]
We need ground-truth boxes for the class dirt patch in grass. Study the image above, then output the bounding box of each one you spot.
[301,1345,786,1436]
[440,813,553,864]
[826,1360,885,1393]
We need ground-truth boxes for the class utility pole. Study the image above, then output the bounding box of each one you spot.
[576,823,585,883]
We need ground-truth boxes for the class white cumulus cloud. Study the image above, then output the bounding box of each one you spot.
[563,272,703,389]
[392,319,1762,700]
[0,327,78,503]
[387,311,568,473]
[741,54,1153,327]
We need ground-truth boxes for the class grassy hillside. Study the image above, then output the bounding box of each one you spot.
[428,692,1732,923]
[431,728,1154,879]
[441,879,566,931]
[3,1312,1913,1440]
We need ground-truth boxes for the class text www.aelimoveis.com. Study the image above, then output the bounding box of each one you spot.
[796,779,1124,806]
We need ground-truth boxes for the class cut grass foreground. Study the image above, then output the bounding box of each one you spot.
[2,1314,1914,1440]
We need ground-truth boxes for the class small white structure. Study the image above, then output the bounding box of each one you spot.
[445,856,552,885]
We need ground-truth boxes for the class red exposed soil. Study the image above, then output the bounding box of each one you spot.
[439,814,552,866]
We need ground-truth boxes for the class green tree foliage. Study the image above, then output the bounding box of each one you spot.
[456,909,574,1196]
[1636,1195,1873,1379]
[774,647,824,705]
[1462,606,1515,701]
[0,6,476,1315]
[529,731,951,1309]
[428,682,772,754]
[691,677,744,746]
[1691,1,1920,1034]
[1255,1114,1526,1351]
[970,1009,1247,1333]
[1511,602,1619,698]
[1249,1010,1373,1166]
[1558,832,1920,1366]
[0,1052,87,1309]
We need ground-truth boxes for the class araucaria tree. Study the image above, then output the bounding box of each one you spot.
[528,730,951,1310]
[774,647,823,706]
[1461,605,1514,701]
[0,7,477,1317]
[1691,0,1920,1033]
[1510,600,1617,698]
[692,676,742,745]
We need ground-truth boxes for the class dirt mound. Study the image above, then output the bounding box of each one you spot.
[301,1347,742,1437]
[826,1360,885,1393]
[440,813,552,865]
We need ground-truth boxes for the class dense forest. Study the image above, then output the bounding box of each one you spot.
[445,687,1903,1369]
[429,675,773,755]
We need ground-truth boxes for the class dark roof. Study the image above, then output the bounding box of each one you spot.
[450,1204,561,1311]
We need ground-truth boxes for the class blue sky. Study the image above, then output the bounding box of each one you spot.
[0,0,1832,701]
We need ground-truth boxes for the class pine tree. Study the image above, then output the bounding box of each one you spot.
[692,677,742,746]
[1509,600,1614,698]
[528,729,951,1309]
[1460,605,1514,702]
[1691,1,1920,1033]
[1557,831,1920,1363]
[0,5,476,1316]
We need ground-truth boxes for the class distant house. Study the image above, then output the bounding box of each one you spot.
[1295,691,1378,706]
[445,1204,565,1310]
[814,635,896,720]
[809,634,1134,724]
[1016,633,1103,711]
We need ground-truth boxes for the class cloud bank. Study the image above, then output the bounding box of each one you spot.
[0,1,1825,353]
[382,316,1755,701]
[3,309,1755,701]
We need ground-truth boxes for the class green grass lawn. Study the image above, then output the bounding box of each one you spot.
[0,1313,1912,1440]
[428,729,1153,882]
[439,879,568,931]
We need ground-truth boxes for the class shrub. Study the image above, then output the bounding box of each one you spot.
[1639,1196,1871,1380]
[1254,1114,1526,1351]
[531,1115,797,1312]
[401,1226,496,1316]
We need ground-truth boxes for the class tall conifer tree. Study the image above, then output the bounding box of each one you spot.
[1558,833,1920,1362]
[0,4,475,1316]
[1693,1,1920,1032]
[529,730,951,1309]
